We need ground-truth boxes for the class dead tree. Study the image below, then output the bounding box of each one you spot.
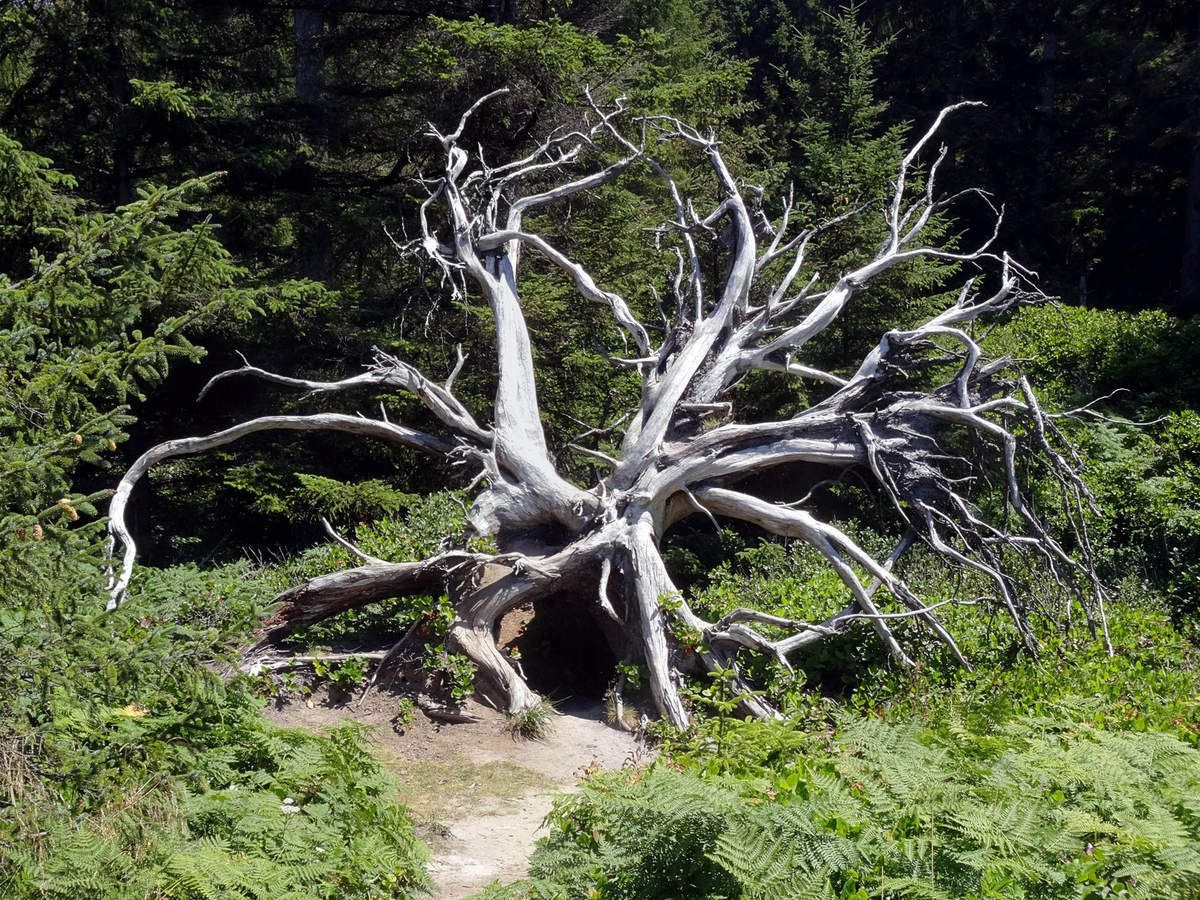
[106,92,1109,727]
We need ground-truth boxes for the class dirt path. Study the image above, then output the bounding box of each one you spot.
[266,693,647,899]
[424,700,644,897]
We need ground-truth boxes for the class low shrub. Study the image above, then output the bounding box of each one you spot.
[524,713,1200,899]
[505,700,557,742]
[0,538,429,898]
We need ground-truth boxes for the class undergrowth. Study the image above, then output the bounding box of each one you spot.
[678,531,1200,743]
[257,489,484,705]
[0,533,429,898]
[504,532,1200,900]
[521,712,1200,899]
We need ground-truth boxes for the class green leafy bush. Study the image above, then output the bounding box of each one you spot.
[515,524,1200,898]
[679,528,931,717]
[525,714,1200,899]
[0,133,428,898]
[851,577,1200,744]
[0,132,248,521]
[0,541,430,898]
[677,523,1199,744]
[986,305,1200,616]
[294,474,419,522]
[7,723,428,899]
[262,491,482,706]
[1071,415,1200,617]
[987,305,1200,411]
[312,655,372,693]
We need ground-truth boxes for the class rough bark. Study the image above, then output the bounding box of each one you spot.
[106,93,1110,728]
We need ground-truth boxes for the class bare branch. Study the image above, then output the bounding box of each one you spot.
[695,487,969,666]
[257,551,482,643]
[197,354,382,402]
[106,414,452,607]
[437,87,509,148]
[477,229,651,356]
[322,517,386,565]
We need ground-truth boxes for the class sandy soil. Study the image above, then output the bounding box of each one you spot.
[266,691,649,899]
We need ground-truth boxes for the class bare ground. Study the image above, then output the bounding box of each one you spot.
[265,690,649,899]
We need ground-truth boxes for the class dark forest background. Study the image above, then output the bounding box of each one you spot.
[5,0,1198,561]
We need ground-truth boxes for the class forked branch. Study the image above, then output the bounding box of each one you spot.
[106,94,1110,729]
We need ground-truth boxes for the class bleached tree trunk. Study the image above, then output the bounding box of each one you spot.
[106,91,1110,727]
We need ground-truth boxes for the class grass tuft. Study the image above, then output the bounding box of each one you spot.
[505,699,556,741]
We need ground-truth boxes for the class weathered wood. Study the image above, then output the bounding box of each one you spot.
[107,96,1109,728]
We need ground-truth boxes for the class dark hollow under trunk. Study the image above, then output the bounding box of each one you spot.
[498,594,620,699]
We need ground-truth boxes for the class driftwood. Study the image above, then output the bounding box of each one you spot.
[106,93,1108,727]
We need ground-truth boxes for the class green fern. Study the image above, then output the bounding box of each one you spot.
[527,712,1200,899]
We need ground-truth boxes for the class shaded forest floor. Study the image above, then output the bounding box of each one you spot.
[266,691,648,898]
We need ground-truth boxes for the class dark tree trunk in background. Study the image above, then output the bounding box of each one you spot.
[1033,27,1058,225]
[105,19,134,205]
[1182,6,1200,316]
[293,6,332,282]
[486,0,518,26]
[294,8,325,103]
[1182,146,1200,315]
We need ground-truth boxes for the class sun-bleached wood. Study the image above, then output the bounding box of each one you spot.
[107,94,1109,725]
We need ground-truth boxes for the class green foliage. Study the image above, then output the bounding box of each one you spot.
[392,697,416,732]
[311,655,371,693]
[851,578,1200,746]
[294,474,418,522]
[7,723,428,899]
[608,522,1200,897]
[351,491,483,562]
[864,0,1197,312]
[1,9,1197,899]
[425,649,477,706]
[505,700,557,742]
[988,305,1200,615]
[0,128,331,555]
[678,523,1200,743]
[680,529,895,709]
[718,3,957,387]
[527,714,1200,899]
[129,78,199,119]
[269,490,482,651]
[1074,416,1200,616]
[0,132,76,256]
[615,661,645,690]
[419,16,610,101]
[988,305,1200,411]
[0,133,428,897]
[256,492,480,707]
[0,541,429,898]
[0,133,246,517]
